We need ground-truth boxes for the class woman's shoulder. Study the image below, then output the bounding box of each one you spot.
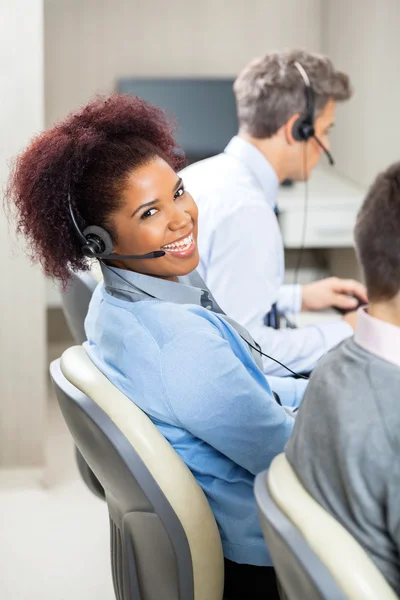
[91,285,230,349]
[133,301,221,347]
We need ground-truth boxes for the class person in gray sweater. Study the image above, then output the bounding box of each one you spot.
[286,161,400,594]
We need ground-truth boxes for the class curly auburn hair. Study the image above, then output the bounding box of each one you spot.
[5,94,185,285]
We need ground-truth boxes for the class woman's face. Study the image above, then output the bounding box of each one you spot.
[109,156,199,281]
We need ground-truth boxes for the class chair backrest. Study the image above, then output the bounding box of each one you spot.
[50,345,224,600]
[59,269,99,344]
[59,264,106,495]
[254,454,398,600]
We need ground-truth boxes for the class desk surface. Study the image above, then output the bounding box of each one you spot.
[277,167,365,211]
[277,168,366,248]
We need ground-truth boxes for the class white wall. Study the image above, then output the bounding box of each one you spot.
[0,0,47,469]
[322,0,400,187]
[45,0,322,126]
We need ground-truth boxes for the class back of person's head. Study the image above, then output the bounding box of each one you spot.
[233,49,352,138]
[354,163,400,302]
[5,94,185,285]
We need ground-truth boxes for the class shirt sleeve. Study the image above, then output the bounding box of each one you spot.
[203,203,281,325]
[201,204,353,376]
[267,375,308,408]
[160,327,294,476]
[278,284,302,314]
[256,319,353,376]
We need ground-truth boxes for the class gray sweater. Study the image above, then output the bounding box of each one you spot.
[286,337,400,593]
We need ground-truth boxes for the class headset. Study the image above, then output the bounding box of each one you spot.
[68,194,166,260]
[290,61,336,326]
[292,61,335,166]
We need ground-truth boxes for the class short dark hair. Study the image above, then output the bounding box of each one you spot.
[354,162,400,302]
[5,94,185,285]
[233,49,352,138]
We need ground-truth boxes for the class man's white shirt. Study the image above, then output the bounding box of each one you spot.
[180,136,352,375]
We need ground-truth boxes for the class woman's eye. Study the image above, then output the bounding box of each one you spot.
[141,208,158,219]
[174,185,185,200]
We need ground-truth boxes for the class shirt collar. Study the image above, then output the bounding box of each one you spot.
[101,263,224,312]
[354,307,400,368]
[224,135,279,209]
[100,263,262,369]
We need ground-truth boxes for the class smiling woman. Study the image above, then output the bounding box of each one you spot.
[6,93,306,600]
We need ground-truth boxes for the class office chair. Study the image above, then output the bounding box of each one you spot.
[59,264,105,499]
[60,264,102,345]
[254,454,398,600]
[50,346,225,600]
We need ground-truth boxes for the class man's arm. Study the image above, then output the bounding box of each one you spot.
[160,328,294,476]
[278,284,302,314]
[278,279,368,315]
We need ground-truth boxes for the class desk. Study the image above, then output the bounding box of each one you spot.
[277,167,366,297]
[277,167,365,249]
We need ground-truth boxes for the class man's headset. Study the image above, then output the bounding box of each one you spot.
[68,194,165,260]
[291,61,335,166]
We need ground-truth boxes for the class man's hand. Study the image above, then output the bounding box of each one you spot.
[301,277,368,312]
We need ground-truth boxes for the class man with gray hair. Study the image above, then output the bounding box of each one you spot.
[180,49,367,376]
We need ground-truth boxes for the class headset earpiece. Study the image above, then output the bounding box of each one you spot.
[291,61,315,143]
[81,225,114,258]
[292,117,315,142]
[68,195,164,260]
[290,61,334,165]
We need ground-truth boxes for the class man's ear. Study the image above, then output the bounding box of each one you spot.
[284,113,302,145]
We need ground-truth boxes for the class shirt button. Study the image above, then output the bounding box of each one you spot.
[206,304,212,310]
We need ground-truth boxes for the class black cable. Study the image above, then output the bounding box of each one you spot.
[292,144,309,323]
[240,336,308,380]
[100,260,158,298]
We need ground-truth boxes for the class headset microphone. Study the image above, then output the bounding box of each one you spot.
[68,195,165,260]
[311,134,335,166]
[100,249,166,259]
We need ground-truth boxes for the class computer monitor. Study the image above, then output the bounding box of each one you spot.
[117,78,238,161]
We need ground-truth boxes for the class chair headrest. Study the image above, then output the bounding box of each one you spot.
[267,454,398,600]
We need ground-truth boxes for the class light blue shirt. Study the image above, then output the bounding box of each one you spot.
[180,136,352,375]
[84,264,306,566]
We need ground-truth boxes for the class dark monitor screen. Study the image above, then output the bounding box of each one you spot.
[117,78,238,160]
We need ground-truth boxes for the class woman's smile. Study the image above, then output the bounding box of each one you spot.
[161,230,196,258]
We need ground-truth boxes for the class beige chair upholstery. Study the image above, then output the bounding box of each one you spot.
[89,259,103,284]
[59,263,105,497]
[59,345,224,600]
[60,269,97,344]
[256,453,398,600]
[60,261,102,344]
